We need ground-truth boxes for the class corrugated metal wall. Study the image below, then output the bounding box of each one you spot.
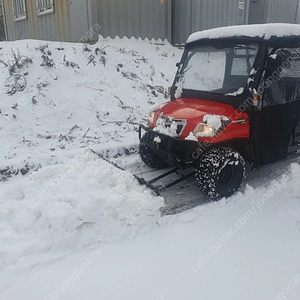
[197,0,247,30]
[248,0,268,24]
[3,0,70,41]
[69,0,89,42]
[297,0,300,23]
[264,0,299,23]
[171,0,192,45]
[172,0,248,45]
[3,0,30,40]
[3,0,300,44]
[96,0,171,40]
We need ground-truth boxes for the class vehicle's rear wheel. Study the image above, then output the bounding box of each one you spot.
[195,147,245,200]
[139,132,169,169]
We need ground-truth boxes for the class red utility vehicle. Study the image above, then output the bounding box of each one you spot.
[139,24,300,199]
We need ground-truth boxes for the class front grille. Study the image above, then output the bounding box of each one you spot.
[148,130,199,161]
[155,116,187,137]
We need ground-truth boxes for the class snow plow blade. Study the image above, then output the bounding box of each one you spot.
[91,150,195,196]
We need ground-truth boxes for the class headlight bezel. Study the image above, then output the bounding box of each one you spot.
[193,116,230,137]
[193,123,216,137]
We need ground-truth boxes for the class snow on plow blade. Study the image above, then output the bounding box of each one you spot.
[91,150,195,196]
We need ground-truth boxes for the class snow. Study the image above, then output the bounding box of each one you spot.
[0,37,180,296]
[226,87,244,96]
[247,77,254,85]
[1,37,300,300]
[149,102,163,112]
[153,136,162,143]
[2,164,300,299]
[187,23,300,44]
[193,114,230,137]
[185,132,198,141]
[204,114,228,127]
[174,78,183,99]
[194,114,229,137]
[153,116,179,137]
[270,54,278,59]
[0,37,182,171]
[0,150,163,246]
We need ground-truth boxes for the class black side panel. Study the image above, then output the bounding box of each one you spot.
[251,101,300,166]
[249,111,262,167]
[287,103,300,154]
[260,105,289,165]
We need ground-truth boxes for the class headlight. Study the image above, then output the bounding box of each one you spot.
[194,115,230,137]
[148,111,155,124]
[194,123,215,137]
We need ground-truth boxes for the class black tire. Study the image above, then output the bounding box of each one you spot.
[139,133,169,169]
[195,147,245,200]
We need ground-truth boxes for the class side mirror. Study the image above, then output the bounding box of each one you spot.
[176,62,181,67]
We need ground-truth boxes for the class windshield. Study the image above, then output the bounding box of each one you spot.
[177,44,258,96]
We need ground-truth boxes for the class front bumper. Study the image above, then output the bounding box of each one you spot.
[139,124,202,168]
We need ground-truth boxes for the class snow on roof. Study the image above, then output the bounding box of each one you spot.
[187,23,300,44]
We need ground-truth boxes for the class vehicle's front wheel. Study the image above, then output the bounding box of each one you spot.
[139,133,169,169]
[195,147,245,200]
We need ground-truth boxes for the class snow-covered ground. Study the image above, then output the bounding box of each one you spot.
[0,37,181,171]
[2,165,300,300]
[1,37,300,300]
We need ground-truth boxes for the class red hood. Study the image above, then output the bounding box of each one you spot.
[153,98,249,142]
[157,98,237,120]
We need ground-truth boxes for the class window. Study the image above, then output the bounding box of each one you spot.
[36,0,54,16]
[231,48,256,76]
[12,0,27,21]
[178,44,258,95]
[182,48,226,92]
[263,48,300,106]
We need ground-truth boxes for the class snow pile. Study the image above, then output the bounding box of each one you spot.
[0,38,181,171]
[0,150,164,266]
[1,37,300,300]
[187,23,300,44]
[1,162,300,300]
